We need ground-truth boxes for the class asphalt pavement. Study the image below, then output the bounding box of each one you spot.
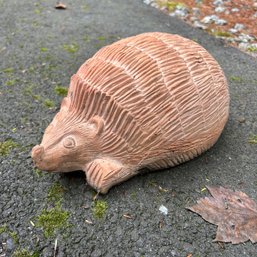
[0,0,257,256]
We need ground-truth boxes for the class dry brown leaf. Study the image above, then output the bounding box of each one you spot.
[55,2,67,9]
[188,186,257,244]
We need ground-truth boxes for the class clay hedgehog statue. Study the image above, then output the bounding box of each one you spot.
[32,32,229,193]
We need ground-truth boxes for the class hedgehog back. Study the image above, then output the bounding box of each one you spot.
[67,32,229,166]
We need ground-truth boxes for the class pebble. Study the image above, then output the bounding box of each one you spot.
[215,18,227,25]
[193,20,208,29]
[143,0,153,4]
[234,23,244,31]
[159,205,168,215]
[229,28,238,34]
[169,5,189,17]
[170,9,188,17]
[6,238,14,250]
[231,8,239,12]
[142,0,256,56]
[213,0,224,6]
[201,15,227,25]
[237,116,246,123]
[192,7,200,16]
[201,15,219,24]
[238,42,249,50]
[215,6,226,13]
[171,250,178,256]
[237,33,255,43]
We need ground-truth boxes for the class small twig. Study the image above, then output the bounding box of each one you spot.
[123,213,133,219]
[54,238,58,257]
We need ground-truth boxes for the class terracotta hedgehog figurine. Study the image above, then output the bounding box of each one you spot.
[32,32,229,193]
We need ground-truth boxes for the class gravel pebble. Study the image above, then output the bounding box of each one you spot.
[142,0,257,58]
[215,6,226,13]
[6,238,14,250]
[231,8,240,12]
[234,23,245,31]
[213,0,224,6]
[192,7,201,16]
[229,28,238,34]
[193,20,208,29]
[201,15,219,24]
[215,18,227,25]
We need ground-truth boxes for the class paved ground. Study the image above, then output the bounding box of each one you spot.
[0,0,257,256]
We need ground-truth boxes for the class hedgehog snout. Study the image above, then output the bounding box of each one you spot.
[31,145,45,166]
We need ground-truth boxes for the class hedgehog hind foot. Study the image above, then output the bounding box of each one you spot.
[85,159,135,194]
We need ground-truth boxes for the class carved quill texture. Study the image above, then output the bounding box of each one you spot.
[32,33,229,193]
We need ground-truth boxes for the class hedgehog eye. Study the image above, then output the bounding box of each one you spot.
[63,137,76,148]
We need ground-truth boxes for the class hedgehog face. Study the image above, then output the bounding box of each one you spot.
[31,115,104,172]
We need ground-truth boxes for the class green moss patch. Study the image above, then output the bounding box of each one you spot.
[47,182,65,204]
[83,35,90,42]
[5,79,18,86]
[0,139,18,156]
[1,67,14,73]
[212,30,232,38]
[247,46,257,53]
[0,224,7,233]
[54,86,68,97]
[229,76,243,83]
[36,205,70,238]
[40,47,48,52]
[249,135,257,144]
[93,200,108,219]
[34,168,44,177]
[13,249,39,257]
[157,1,186,12]
[0,224,18,244]
[9,231,18,243]
[43,99,55,108]
[63,43,79,53]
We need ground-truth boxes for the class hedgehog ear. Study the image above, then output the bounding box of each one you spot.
[88,116,104,136]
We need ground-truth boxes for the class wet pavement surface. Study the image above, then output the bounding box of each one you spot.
[0,0,257,256]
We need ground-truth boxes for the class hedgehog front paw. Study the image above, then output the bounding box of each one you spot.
[85,159,133,194]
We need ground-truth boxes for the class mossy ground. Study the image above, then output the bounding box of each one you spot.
[54,86,68,97]
[229,76,243,82]
[43,99,54,108]
[47,182,66,204]
[92,200,108,219]
[63,43,79,53]
[212,30,232,38]
[249,135,257,144]
[13,249,40,257]
[0,224,19,244]
[36,205,70,238]
[35,182,70,238]
[157,1,186,12]
[0,139,18,156]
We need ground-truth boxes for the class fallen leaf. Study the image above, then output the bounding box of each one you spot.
[55,2,67,9]
[188,186,257,244]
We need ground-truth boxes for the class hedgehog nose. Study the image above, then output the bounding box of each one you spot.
[31,145,45,163]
